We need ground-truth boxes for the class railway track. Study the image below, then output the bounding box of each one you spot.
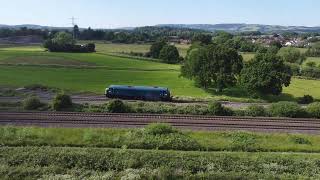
[0,112,320,134]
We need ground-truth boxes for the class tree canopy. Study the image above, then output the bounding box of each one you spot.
[278,47,306,64]
[181,44,243,92]
[149,40,167,58]
[240,53,292,95]
[192,34,212,45]
[159,45,180,64]
[52,32,75,45]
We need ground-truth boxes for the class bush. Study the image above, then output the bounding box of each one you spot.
[22,96,43,110]
[208,101,231,116]
[290,136,312,145]
[244,105,267,117]
[301,67,320,79]
[306,102,320,118]
[126,124,201,151]
[306,61,317,67]
[107,99,128,113]
[297,95,314,104]
[268,101,306,118]
[44,40,95,53]
[145,123,177,135]
[52,94,73,111]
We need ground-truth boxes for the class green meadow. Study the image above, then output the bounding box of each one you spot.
[0,45,319,101]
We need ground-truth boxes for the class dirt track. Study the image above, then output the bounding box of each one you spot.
[0,112,319,134]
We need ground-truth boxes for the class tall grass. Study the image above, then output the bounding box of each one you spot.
[1,126,320,153]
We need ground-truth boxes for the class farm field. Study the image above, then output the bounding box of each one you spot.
[0,46,320,101]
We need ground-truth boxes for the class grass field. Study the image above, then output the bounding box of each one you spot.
[303,57,320,67]
[0,45,320,101]
[0,48,209,98]
[84,41,190,57]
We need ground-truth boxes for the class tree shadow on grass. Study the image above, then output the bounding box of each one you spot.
[204,86,297,103]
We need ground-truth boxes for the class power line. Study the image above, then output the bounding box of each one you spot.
[69,16,78,26]
[69,17,79,40]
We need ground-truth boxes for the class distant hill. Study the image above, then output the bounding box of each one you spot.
[156,24,320,33]
[0,24,72,30]
[2,23,320,34]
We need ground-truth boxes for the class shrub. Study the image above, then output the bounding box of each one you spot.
[306,61,316,67]
[301,67,320,79]
[52,93,73,111]
[268,101,306,118]
[22,96,43,110]
[244,105,267,117]
[306,102,320,118]
[230,132,258,151]
[24,84,49,91]
[44,40,95,53]
[107,100,128,113]
[126,124,201,151]
[297,95,314,104]
[145,123,177,135]
[208,101,231,116]
[290,136,312,145]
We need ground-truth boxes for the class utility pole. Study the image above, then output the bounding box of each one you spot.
[69,17,78,40]
[70,16,77,26]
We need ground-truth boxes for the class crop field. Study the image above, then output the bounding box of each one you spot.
[0,45,320,101]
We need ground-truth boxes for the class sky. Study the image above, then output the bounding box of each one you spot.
[1,0,320,28]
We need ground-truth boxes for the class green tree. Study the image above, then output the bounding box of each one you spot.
[73,25,80,40]
[159,45,180,64]
[213,31,234,44]
[306,42,320,57]
[52,32,75,45]
[278,47,306,64]
[149,40,167,58]
[192,34,212,45]
[270,41,283,49]
[240,53,292,95]
[181,44,243,92]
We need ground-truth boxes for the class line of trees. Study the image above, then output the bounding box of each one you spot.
[0,27,49,38]
[75,26,208,43]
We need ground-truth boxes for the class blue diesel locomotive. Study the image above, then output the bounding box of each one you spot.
[105,85,172,101]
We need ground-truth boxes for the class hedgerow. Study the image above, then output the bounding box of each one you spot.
[79,100,320,119]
